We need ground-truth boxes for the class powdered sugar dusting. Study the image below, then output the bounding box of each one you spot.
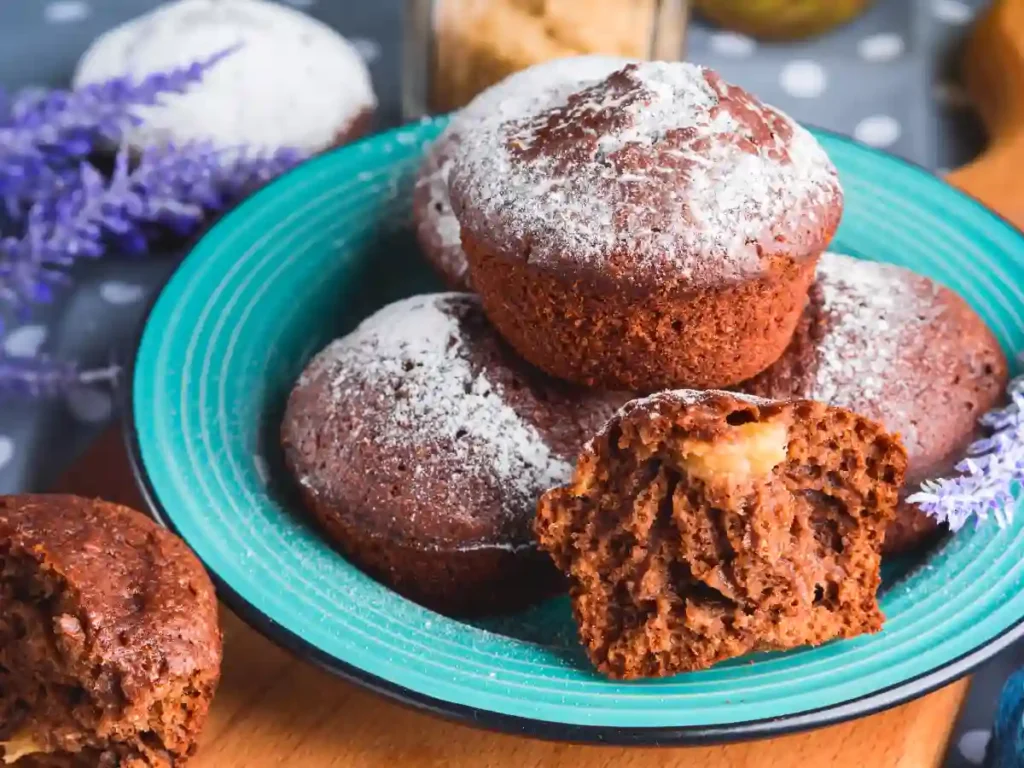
[450,61,841,288]
[416,56,632,283]
[808,253,941,418]
[585,389,772,458]
[302,294,572,534]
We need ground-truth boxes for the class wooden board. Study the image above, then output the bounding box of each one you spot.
[52,1,1024,763]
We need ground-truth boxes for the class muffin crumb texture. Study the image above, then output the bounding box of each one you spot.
[0,495,221,767]
[536,390,907,678]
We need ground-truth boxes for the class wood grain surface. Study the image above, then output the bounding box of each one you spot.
[51,1,1024,764]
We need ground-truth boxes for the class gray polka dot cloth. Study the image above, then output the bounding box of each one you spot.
[0,1,998,764]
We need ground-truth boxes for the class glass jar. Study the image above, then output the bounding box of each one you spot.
[403,0,689,119]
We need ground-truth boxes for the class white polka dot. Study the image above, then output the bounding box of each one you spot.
[43,1,90,23]
[65,387,114,423]
[958,729,991,765]
[99,281,145,305]
[350,38,381,64]
[933,81,972,109]
[779,60,827,99]
[3,325,48,358]
[0,437,15,471]
[858,33,905,63]
[933,0,973,24]
[854,115,902,148]
[709,32,756,58]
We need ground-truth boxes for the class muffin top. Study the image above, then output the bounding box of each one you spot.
[0,494,222,699]
[449,61,842,292]
[72,0,376,153]
[282,293,626,551]
[740,252,1008,487]
[415,55,632,289]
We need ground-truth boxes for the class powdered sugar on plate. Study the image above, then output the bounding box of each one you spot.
[450,61,842,289]
[300,293,573,535]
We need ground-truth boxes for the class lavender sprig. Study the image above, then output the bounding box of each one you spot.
[0,356,118,398]
[0,143,304,316]
[908,373,1024,531]
[0,52,306,398]
[0,47,237,217]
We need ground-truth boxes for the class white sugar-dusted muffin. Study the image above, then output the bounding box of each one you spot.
[73,0,376,153]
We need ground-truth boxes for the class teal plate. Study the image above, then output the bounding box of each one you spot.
[127,118,1024,744]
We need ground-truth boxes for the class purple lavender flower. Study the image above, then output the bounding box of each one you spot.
[908,373,1024,531]
[0,143,304,316]
[0,356,118,398]
[0,52,305,397]
[0,47,237,217]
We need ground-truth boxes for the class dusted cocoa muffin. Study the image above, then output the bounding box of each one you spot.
[449,60,843,392]
[414,55,631,290]
[536,390,907,679]
[0,495,222,767]
[739,252,1008,554]
[281,293,628,616]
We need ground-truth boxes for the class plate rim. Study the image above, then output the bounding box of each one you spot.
[122,122,1024,746]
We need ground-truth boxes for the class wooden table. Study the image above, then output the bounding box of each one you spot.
[53,1,1024,764]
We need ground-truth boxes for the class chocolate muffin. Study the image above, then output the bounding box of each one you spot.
[449,60,843,392]
[536,390,907,679]
[739,252,1008,553]
[0,495,222,767]
[414,55,631,290]
[281,293,628,616]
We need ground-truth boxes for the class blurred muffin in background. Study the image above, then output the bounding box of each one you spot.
[73,0,377,154]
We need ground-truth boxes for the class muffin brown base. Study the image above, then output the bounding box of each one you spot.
[885,501,942,554]
[465,236,821,392]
